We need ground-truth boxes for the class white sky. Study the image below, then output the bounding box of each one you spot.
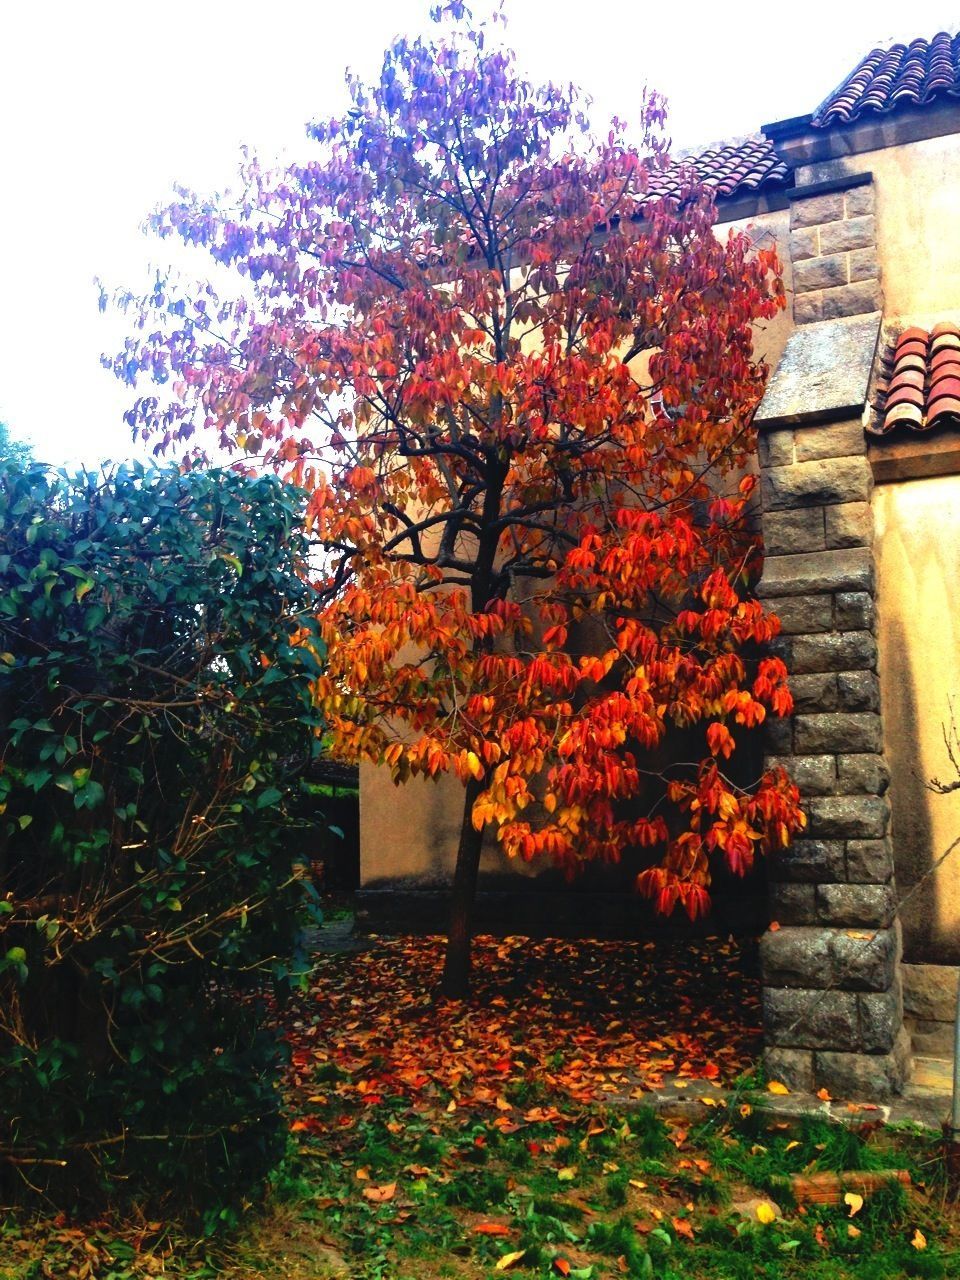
[2,0,957,467]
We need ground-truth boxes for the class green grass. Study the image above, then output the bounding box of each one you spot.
[2,1093,958,1279]
[1,1080,960,1280]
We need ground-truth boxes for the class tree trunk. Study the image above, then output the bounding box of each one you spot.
[439,775,485,999]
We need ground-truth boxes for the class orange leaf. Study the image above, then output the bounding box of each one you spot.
[362,1182,397,1203]
[553,1260,572,1277]
[472,1223,513,1237]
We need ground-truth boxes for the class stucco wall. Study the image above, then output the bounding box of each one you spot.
[360,207,790,890]
[874,475,960,963]
[861,134,960,321]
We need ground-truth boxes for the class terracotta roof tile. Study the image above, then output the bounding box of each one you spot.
[813,32,960,127]
[870,324,960,436]
[641,136,790,207]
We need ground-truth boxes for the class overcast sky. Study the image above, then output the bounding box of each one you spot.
[2,0,957,467]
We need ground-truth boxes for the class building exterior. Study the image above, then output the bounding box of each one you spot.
[361,33,960,1096]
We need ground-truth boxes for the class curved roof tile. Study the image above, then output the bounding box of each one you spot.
[640,136,790,207]
[813,32,960,127]
[870,324,960,436]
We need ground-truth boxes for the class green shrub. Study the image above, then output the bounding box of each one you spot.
[0,461,327,1215]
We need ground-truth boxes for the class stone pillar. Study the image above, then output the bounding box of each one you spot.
[757,417,910,1098]
[789,177,881,325]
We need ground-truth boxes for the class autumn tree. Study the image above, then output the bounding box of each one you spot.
[111,4,804,997]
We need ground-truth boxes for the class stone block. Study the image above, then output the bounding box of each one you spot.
[789,672,838,712]
[817,882,896,927]
[773,595,834,634]
[819,215,876,255]
[767,753,836,795]
[761,457,872,512]
[795,712,881,754]
[764,1047,815,1092]
[837,671,880,711]
[758,427,795,469]
[901,963,960,1023]
[838,753,889,794]
[794,420,868,463]
[794,254,848,294]
[825,501,873,548]
[844,185,875,217]
[906,1017,955,1056]
[795,292,823,324]
[849,248,880,283]
[845,838,895,884]
[764,987,859,1049]
[835,592,875,632]
[761,926,832,988]
[828,925,900,993]
[814,1029,911,1100]
[770,838,846,884]
[759,550,875,602]
[789,629,877,674]
[762,507,826,556]
[805,794,889,840]
[764,714,793,754]
[770,882,817,925]
[790,192,844,228]
[789,227,819,262]
[820,280,883,319]
[859,983,903,1053]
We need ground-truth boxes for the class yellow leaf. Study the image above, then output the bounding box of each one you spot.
[844,1192,864,1217]
[756,1202,777,1224]
[911,1229,927,1251]
[767,1081,790,1095]
[629,1179,647,1189]
[739,1103,752,1117]
[848,1224,861,1238]
[446,1099,457,1113]
[496,1250,527,1271]
[556,1166,577,1182]
[785,1141,800,1152]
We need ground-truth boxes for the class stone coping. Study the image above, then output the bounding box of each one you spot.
[756,312,882,428]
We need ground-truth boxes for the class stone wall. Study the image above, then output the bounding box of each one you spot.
[903,964,959,1058]
[790,178,881,325]
[756,416,910,1098]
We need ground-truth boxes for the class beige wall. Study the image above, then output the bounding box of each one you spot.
[361,206,793,888]
[874,476,960,962]
[863,134,960,321]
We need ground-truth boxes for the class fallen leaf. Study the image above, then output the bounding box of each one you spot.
[769,921,781,932]
[472,1223,512,1237]
[767,1081,790,1095]
[785,1141,800,1152]
[847,1224,861,1239]
[557,1166,578,1182]
[496,1250,527,1271]
[844,1192,864,1218]
[362,1182,397,1203]
[553,1260,571,1277]
[672,1216,695,1240]
[911,1229,927,1251]
[816,1087,832,1102]
[739,1103,752,1117]
[756,1202,777,1224]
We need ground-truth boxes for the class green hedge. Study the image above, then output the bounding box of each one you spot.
[0,461,327,1216]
